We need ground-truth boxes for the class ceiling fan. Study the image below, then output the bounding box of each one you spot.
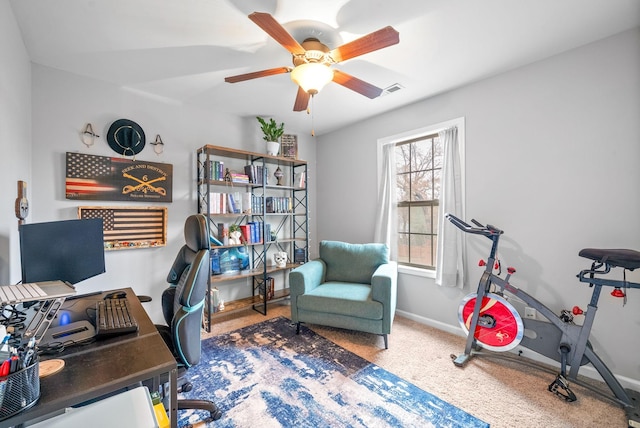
[224,12,400,112]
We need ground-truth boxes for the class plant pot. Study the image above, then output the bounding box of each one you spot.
[266,141,280,156]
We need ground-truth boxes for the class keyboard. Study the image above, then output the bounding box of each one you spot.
[95,298,139,338]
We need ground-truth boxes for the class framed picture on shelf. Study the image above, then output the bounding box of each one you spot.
[280,134,298,159]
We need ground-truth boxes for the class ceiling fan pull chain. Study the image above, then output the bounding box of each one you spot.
[309,95,315,136]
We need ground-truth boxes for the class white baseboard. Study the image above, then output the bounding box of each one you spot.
[396,309,466,337]
[394,309,640,392]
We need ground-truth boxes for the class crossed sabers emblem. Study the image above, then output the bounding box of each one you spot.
[122,173,167,196]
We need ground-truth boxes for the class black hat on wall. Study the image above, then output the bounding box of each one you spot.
[106,119,146,156]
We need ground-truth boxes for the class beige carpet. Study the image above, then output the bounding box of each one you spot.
[204,301,628,428]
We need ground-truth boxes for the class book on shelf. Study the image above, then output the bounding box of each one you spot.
[245,165,271,185]
[265,196,293,213]
[244,165,267,185]
[251,194,264,214]
[209,192,249,214]
[246,221,256,244]
[227,193,238,214]
[244,165,255,184]
[209,192,228,214]
[217,222,229,246]
[265,196,274,214]
[230,172,249,184]
[264,223,272,242]
[239,224,251,243]
[258,277,275,301]
[208,160,225,181]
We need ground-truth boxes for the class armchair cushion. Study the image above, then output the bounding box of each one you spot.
[320,241,388,284]
[296,282,383,320]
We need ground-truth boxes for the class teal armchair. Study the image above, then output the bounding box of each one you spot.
[289,240,398,348]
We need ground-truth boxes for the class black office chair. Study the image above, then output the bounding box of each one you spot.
[156,214,222,422]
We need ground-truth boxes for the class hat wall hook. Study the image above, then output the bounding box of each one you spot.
[150,134,164,155]
[106,119,146,159]
[81,123,99,148]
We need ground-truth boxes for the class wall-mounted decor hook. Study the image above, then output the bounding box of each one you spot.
[151,134,164,155]
[81,123,100,147]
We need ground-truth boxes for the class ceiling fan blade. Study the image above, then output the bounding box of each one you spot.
[224,67,291,83]
[249,12,306,55]
[293,86,310,112]
[329,26,399,63]
[332,70,383,99]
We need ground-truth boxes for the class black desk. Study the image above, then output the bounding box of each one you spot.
[0,288,178,428]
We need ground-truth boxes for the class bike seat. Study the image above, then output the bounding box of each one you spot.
[578,248,640,270]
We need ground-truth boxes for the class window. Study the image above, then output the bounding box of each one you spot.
[396,134,443,269]
[376,117,464,281]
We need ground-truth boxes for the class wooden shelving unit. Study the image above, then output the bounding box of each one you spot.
[211,287,290,316]
[196,145,309,331]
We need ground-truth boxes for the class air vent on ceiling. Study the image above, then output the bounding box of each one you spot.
[382,83,404,96]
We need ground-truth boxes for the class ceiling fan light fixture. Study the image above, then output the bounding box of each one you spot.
[290,63,333,95]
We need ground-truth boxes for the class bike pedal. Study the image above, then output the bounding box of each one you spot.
[548,375,577,402]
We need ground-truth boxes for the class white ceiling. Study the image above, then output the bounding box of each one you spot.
[9,0,640,136]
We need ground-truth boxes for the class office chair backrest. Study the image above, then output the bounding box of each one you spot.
[164,214,209,367]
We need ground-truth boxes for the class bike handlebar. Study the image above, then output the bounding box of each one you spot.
[445,213,504,238]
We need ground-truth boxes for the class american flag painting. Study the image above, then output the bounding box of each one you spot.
[66,152,172,202]
[78,206,167,250]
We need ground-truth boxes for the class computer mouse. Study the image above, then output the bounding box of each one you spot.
[104,291,127,300]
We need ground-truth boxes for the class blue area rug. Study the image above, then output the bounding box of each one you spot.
[179,316,489,427]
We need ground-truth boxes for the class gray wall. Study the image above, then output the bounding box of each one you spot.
[0,2,31,285]
[316,28,640,386]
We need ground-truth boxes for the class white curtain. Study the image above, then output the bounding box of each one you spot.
[374,143,398,260]
[435,126,465,288]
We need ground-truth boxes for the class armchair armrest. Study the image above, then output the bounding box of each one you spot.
[289,260,325,296]
[289,260,326,323]
[371,261,398,334]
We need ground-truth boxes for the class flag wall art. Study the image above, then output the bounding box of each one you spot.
[66,152,173,202]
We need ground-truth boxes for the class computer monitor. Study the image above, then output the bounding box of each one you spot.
[19,218,106,284]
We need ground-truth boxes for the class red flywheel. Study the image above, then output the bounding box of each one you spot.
[458,293,524,351]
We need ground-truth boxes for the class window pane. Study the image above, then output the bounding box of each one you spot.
[397,233,409,263]
[410,172,430,201]
[410,206,431,233]
[409,234,432,266]
[398,206,409,233]
[396,172,410,202]
[412,139,432,171]
[395,145,410,174]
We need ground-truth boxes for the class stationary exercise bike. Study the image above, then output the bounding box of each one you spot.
[446,214,640,426]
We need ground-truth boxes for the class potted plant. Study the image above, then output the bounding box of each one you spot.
[228,224,244,246]
[256,116,285,156]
